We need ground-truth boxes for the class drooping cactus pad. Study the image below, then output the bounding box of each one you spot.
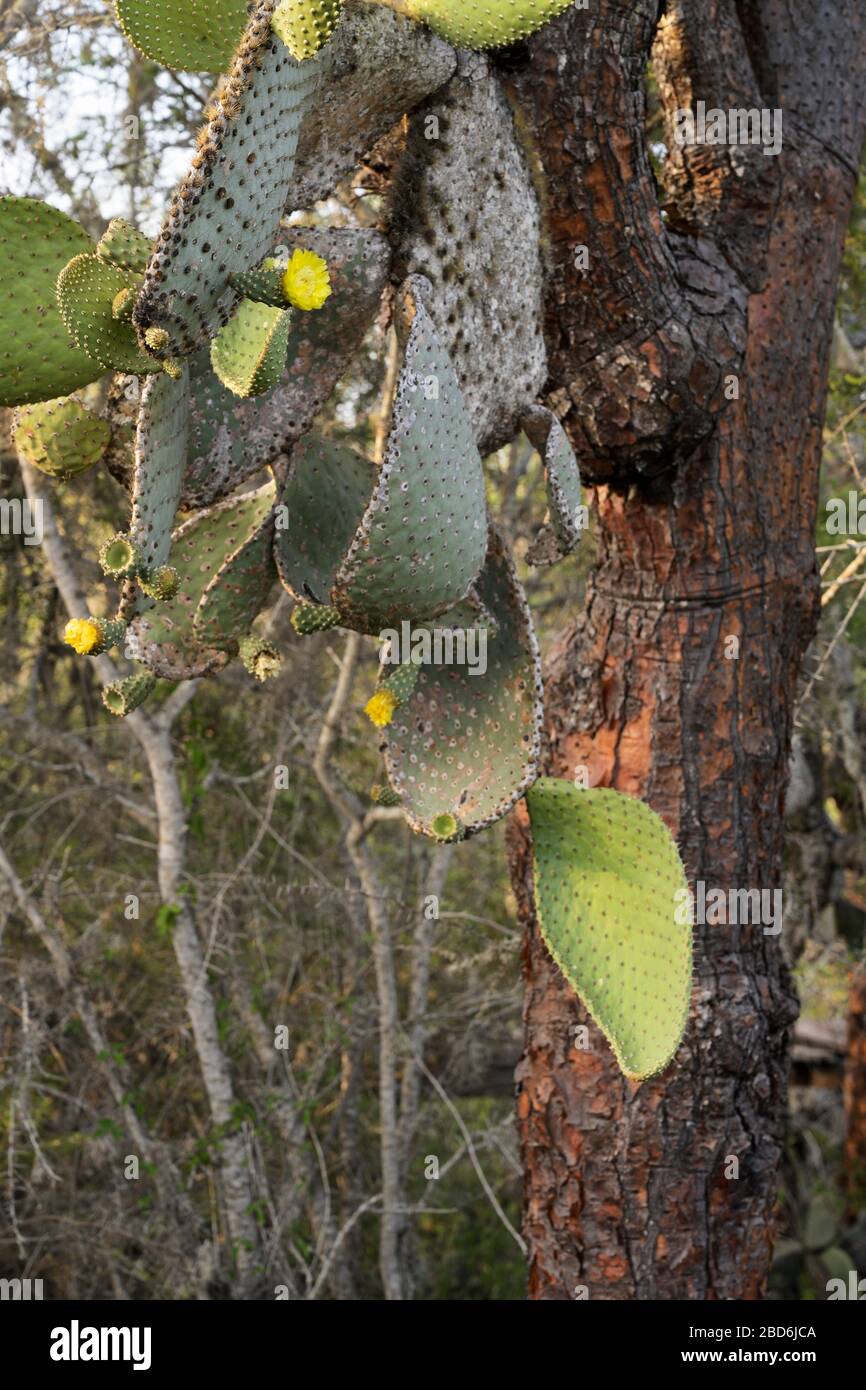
[210,299,292,398]
[391,0,574,49]
[129,369,190,576]
[57,253,161,375]
[275,434,374,604]
[332,275,487,631]
[522,405,583,566]
[114,0,249,72]
[133,1,323,356]
[381,525,543,838]
[526,780,693,1081]
[13,398,110,480]
[0,197,103,406]
[126,482,276,678]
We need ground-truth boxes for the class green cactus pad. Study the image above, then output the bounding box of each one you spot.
[114,0,248,72]
[130,368,190,577]
[96,218,153,274]
[194,512,277,644]
[526,780,693,1081]
[275,434,374,607]
[133,3,323,356]
[228,264,287,307]
[13,397,110,479]
[381,524,542,838]
[381,661,418,704]
[0,197,104,407]
[332,275,487,631]
[290,602,342,634]
[103,670,157,717]
[523,405,583,566]
[271,0,342,60]
[126,482,276,678]
[396,0,573,49]
[57,253,160,375]
[210,299,291,398]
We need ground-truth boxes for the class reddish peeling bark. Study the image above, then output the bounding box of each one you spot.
[506,0,866,1298]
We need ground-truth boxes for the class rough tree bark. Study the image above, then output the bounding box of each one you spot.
[504,0,866,1298]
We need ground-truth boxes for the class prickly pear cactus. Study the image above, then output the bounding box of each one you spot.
[211,299,292,398]
[272,0,343,59]
[378,0,574,49]
[129,369,190,577]
[0,197,103,406]
[526,780,693,1080]
[126,482,277,679]
[114,0,249,73]
[133,0,324,356]
[13,398,110,480]
[379,525,543,839]
[522,404,583,566]
[57,251,162,376]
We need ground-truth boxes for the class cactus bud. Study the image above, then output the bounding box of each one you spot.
[431,812,464,843]
[144,326,170,354]
[370,783,401,807]
[139,565,180,602]
[63,615,127,656]
[99,532,139,578]
[239,635,282,682]
[161,357,183,380]
[112,287,136,322]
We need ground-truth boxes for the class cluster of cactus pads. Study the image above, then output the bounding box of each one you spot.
[3,0,693,1078]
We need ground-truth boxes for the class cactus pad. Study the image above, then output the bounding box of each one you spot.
[130,369,190,577]
[103,670,157,717]
[331,276,487,631]
[381,524,543,838]
[13,397,110,480]
[133,2,323,356]
[126,482,276,678]
[526,780,693,1081]
[57,254,161,375]
[275,434,374,605]
[96,218,153,274]
[396,0,573,49]
[523,405,583,566]
[210,299,291,398]
[0,196,103,406]
[271,0,342,61]
[114,0,248,72]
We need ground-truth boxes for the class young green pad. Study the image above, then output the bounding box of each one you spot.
[381,524,543,839]
[210,299,292,398]
[126,482,276,679]
[271,0,343,61]
[522,405,583,566]
[57,254,161,376]
[13,397,110,480]
[114,0,249,72]
[332,275,487,632]
[133,1,323,356]
[393,0,573,49]
[96,218,153,274]
[0,197,103,406]
[525,780,693,1081]
[130,368,190,577]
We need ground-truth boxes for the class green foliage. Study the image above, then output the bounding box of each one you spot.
[526,780,693,1080]
[0,196,103,406]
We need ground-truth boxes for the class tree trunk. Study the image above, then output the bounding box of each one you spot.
[506,0,866,1299]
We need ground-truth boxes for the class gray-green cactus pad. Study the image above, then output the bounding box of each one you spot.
[332,275,487,631]
[114,0,249,72]
[0,197,104,406]
[13,397,110,479]
[57,254,161,375]
[130,368,190,575]
[274,433,374,605]
[392,53,546,453]
[133,1,324,356]
[126,481,276,678]
[523,405,583,566]
[195,512,277,643]
[380,524,543,839]
[292,3,456,209]
[210,298,291,397]
[526,780,693,1081]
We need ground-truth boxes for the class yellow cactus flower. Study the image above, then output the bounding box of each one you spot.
[282,248,332,311]
[364,688,398,728]
[64,617,102,655]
